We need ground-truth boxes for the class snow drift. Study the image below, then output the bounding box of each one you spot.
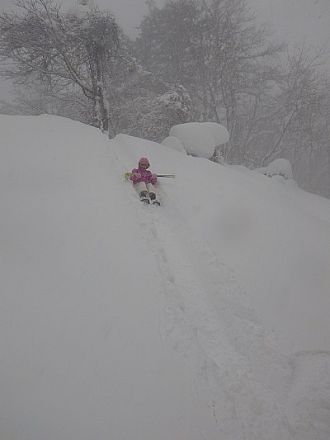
[1,114,330,440]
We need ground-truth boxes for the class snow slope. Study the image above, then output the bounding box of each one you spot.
[1,115,330,440]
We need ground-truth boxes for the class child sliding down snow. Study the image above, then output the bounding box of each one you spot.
[129,157,160,205]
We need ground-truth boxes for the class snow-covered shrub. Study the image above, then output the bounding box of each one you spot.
[113,92,189,142]
[157,86,191,126]
[169,122,229,158]
[110,69,193,141]
[115,94,166,141]
[256,158,294,180]
[161,136,186,154]
[202,122,230,146]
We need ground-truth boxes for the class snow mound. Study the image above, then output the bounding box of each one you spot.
[1,116,330,440]
[256,158,294,180]
[169,122,229,158]
[161,136,186,154]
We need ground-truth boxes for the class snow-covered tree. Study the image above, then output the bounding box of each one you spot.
[108,63,193,141]
[0,0,120,133]
[136,0,282,133]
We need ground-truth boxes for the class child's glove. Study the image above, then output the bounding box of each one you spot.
[150,174,157,184]
[131,172,141,181]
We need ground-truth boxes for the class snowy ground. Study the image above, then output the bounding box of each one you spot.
[1,115,330,440]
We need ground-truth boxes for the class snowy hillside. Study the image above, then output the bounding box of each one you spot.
[1,115,330,440]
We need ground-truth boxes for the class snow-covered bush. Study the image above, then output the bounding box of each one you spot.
[169,122,229,158]
[158,86,191,124]
[161,136,186,154]
[256,158,294,180]
[202,122,230,146]
[109,67,193,141]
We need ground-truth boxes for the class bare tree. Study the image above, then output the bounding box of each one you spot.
[258,49,322,165]
[0,0,119,133]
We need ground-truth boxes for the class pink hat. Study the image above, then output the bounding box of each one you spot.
[138,157,150,167]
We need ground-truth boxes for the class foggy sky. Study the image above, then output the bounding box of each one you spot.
[0,0,329,100]
[1,0,330,42]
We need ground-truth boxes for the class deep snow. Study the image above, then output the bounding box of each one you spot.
[1,115,330,440]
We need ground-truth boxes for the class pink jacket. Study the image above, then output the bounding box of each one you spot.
[130,167,157,185]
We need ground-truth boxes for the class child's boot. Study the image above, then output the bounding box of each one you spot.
[149,192,160,206]
[139,191,150,204]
